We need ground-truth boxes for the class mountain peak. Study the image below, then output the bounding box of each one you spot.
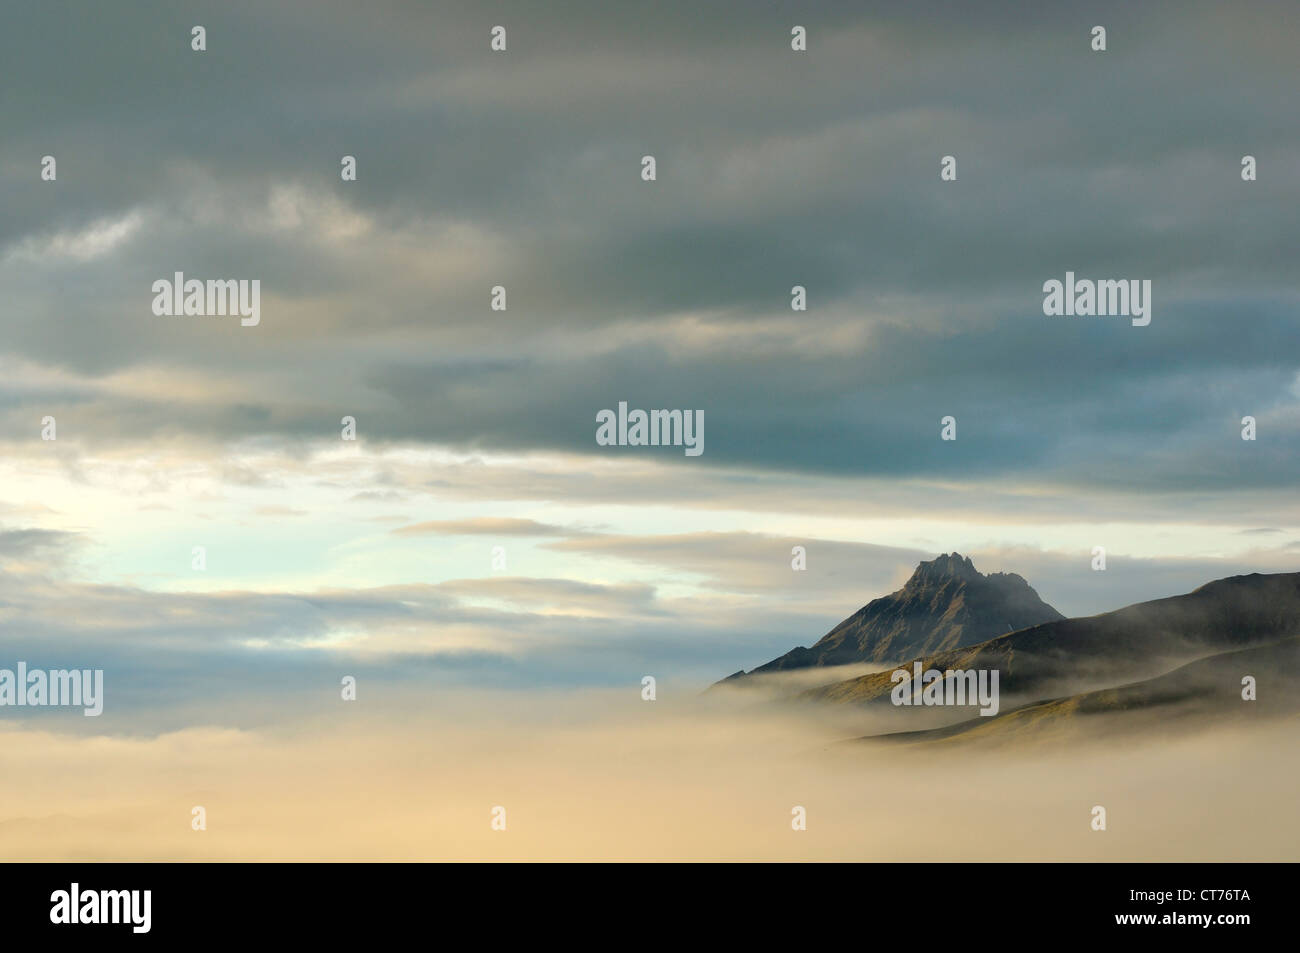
[906,552,980,586]
[726,553,1064,680]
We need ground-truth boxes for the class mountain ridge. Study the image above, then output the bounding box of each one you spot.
[799,570,1300,711]
[721,552,1064,684]
[848,635,1300,749]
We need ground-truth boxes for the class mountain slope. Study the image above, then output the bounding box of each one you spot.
[802,571,1300,710]
[725,553,1063,681]
[852,636,1300,749]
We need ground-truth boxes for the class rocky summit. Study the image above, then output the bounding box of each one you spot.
[722,553,1064,680]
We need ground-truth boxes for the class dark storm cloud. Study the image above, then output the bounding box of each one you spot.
[0,0,1296,493]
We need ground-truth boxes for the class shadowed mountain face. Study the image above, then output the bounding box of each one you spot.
[724,553,1064,681]
[803,571,1300,711]
[856,636,1300,749]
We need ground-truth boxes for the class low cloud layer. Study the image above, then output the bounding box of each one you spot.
[2,693,1295,860]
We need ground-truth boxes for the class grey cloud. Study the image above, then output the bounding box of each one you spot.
[1,0,1297,500]
[393,517,585,538]
[545,531,930,602]
[0,527,81,565]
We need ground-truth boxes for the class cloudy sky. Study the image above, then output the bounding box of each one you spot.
[1,0,1298,726]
